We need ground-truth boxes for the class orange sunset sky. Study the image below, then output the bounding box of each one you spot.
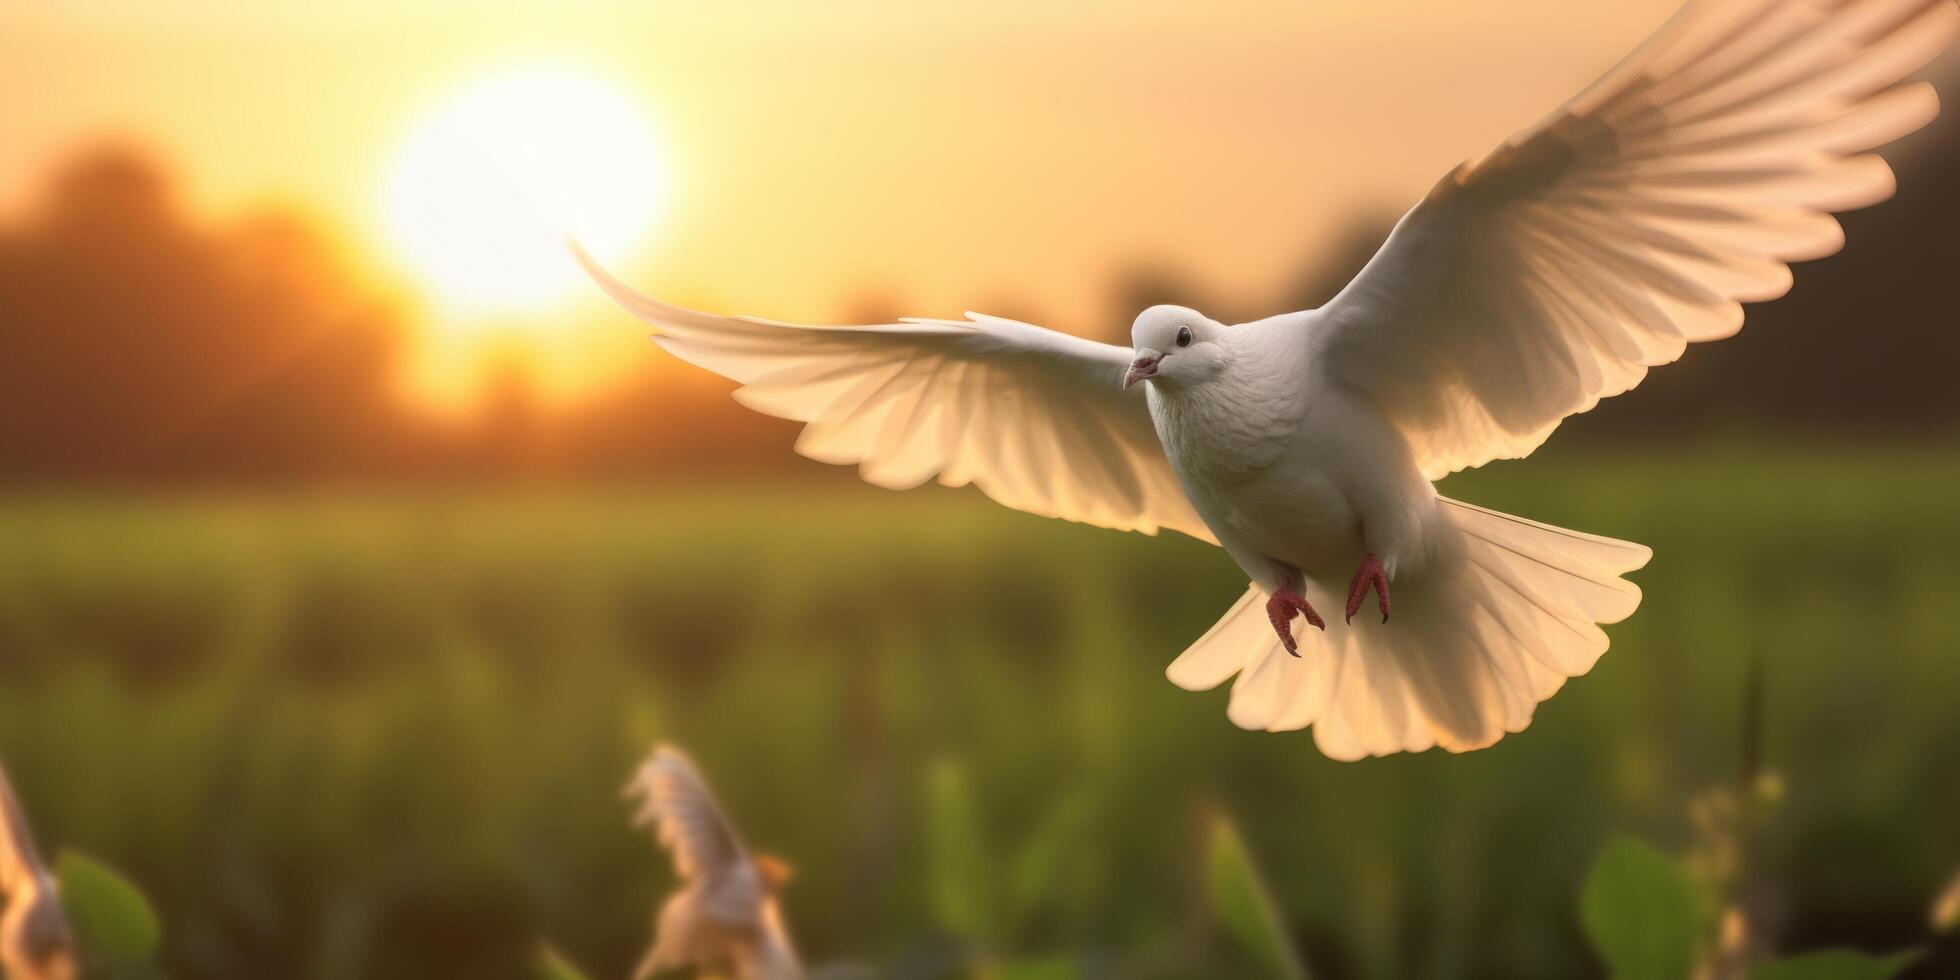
[2,1,1742,408]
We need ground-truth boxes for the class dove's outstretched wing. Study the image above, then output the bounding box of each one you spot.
[1318,0,1956,479]
[578,249,1214,544]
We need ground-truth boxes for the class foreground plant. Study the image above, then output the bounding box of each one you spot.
[1202,811,1309,980]
[49,854,158,980]
[0,760,159,980]
[916,759,1311,978]
[1583,654,1940,980]
[1580,834,1931,980]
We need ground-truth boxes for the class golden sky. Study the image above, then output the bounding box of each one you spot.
[3,1,1688,407]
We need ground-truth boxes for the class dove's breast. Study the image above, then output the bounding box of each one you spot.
[1146,337,1313,479]
[1150,365,1340,553]
[1150,362,1421,578]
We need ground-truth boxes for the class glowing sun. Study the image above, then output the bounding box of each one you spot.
[382,70,669,317]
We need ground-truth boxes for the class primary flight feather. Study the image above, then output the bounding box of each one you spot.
[583,0,1956,760]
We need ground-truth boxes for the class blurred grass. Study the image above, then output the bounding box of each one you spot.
[1,444,1958,978]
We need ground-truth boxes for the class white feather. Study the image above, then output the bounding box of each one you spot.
[576,247,1213,545]
[580,0,1952,759]
[1168,500,1650,760]
[1319,0,1957,480]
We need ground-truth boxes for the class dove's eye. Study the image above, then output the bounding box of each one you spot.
[1175,326,1193,348]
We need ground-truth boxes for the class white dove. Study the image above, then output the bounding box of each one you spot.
[583,0,1957,759]
[626,745,804,980]
[0,763,75,980]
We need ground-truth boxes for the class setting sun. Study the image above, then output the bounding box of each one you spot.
[6,4,1960,979]
[380,70,669,319]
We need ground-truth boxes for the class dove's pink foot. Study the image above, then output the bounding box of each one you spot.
[1264,560,1324,657]
[1345,553,1391,624]
[1266,588,1323,657]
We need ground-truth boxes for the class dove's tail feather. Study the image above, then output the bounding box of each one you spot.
[1166,497,1649,760]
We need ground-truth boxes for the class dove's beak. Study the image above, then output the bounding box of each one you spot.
[1123,350,1162,389]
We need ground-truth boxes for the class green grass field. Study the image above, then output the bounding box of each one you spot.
[2,446,1958,979]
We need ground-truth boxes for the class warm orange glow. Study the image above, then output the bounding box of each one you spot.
[380,70,669,318]
[0,0,1695,411]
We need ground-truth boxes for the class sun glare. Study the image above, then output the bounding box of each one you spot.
[381,70,669,318]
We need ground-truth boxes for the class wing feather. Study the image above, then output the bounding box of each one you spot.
[579,250,1213,543]
[1319,0,1955,478]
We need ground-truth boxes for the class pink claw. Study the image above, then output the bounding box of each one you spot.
[1345,553,1391,625]
[1266,587,1325,657]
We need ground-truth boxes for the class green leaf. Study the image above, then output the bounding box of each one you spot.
[1746,949,1920,980]
[1204,811,1309,980]
[55,850,160,966]
[1579,836,1709,980]
[535,942,596,980]
[1006,789,1092,929]
[924,757,995,942]
[987,954,1079,980]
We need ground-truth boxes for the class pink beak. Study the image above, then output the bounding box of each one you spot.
[1122,352,1161,389]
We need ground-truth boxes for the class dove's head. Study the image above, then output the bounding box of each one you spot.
[1124,305,1227,390]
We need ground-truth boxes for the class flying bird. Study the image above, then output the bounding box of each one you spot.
[626,745,804,980]
[0,763,75,980]
[583,0,1958,759]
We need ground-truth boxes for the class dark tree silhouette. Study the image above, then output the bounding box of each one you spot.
[0,146,416,483]
[1573,119,1960,438]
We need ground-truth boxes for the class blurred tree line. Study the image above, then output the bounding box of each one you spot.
[0,149,407,483]
[0,145,802,485]
[3,139,1957,487]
